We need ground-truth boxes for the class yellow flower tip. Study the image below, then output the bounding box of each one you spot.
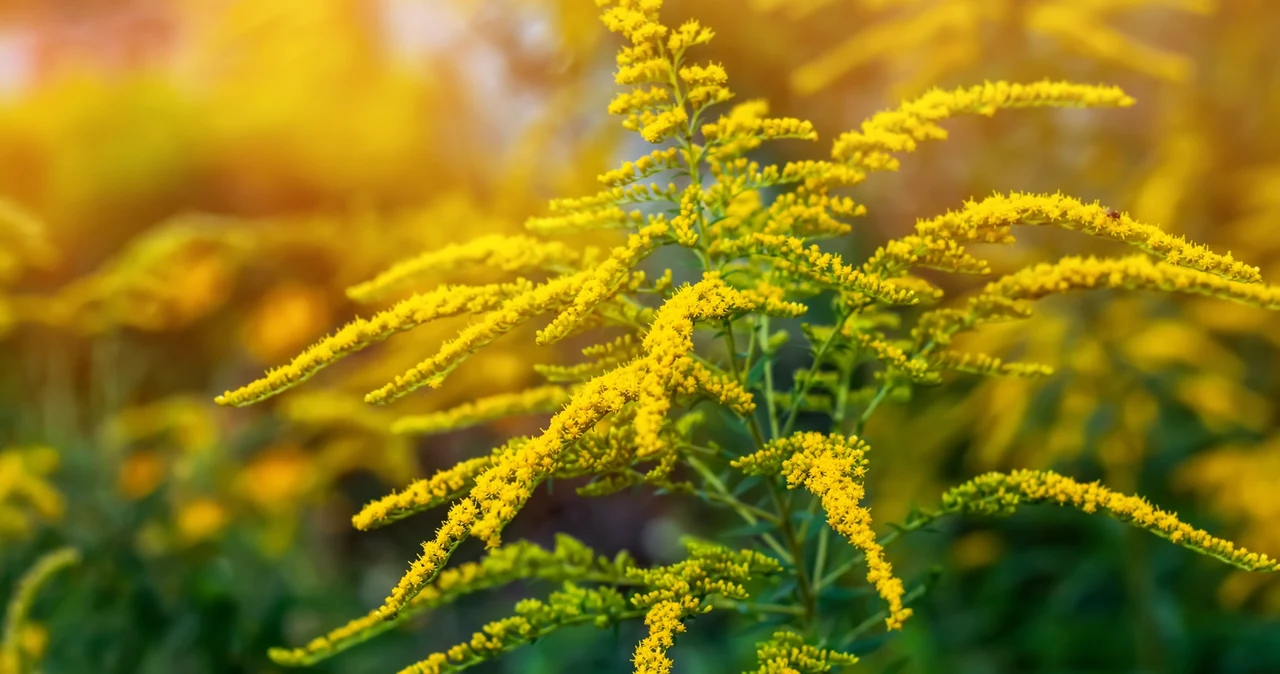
[390,387,570,436]
[345,235,578,303]
[631,600,685,674]
[833,81,1134,169]
[219,283,520,407]
[943,470,1280,573]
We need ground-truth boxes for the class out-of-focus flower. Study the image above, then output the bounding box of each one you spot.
[116,450,166,501]
[240,282,334,364]
[0,446,63,541]
[234,444,317,516]
[175,497,228,545]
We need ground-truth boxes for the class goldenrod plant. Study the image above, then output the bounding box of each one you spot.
[217,1,1280,671]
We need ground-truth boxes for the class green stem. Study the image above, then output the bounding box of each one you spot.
[684,457,782,526]
[816,510,946,591]
[685,455,792,563]
[710,598,807,617]
[756,314,783,440]
[766,479,818,628]
[854,382,891,437]
[812,517,830,593]
[841,581,931,646]
[780,311,850,438]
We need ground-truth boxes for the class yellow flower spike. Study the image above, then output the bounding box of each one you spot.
[943,470,1280,572]
[832,80,1134,171]
[916,255,1280,349]
[377,274,798,615]
[759,189,866,239]
[608,86,672,116]
[632,277,771,458]
[217,282,524,407]
[746,629,859,673]
[536,333,645,383]
[378,364,646,615]
[395,583,637,674]
[525,204,646,234]
[702,100,818,161]
[548,183,682,215]
[626,540,782,673]
[631,600,686,674]
[364,274,588,405]
[845,330,938,384]
[598,147,684,187]
[378,498,480,620]
[669,185,703,247]
[269,535,634,667]
[911,192,1260,284]
[352,451,508,532]
[734,433,912,630]
[978,255,1280,313]
[1,547,79,674]
[536,219,672,346]
[390,386,572,436]
[929,351,1055,379]
[715,233,919,305]
[345,235,582,303]
[677,360,756,415]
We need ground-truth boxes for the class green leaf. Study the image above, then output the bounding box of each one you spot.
[731,475,762,496]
